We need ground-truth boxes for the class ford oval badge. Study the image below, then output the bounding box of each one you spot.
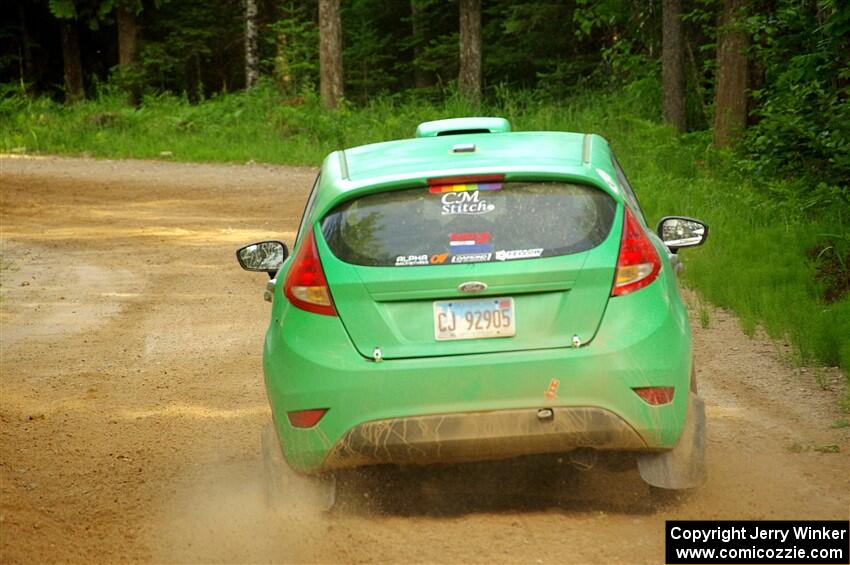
[458,281,487,293]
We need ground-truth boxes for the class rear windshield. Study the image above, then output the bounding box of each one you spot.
[321,181,616,267]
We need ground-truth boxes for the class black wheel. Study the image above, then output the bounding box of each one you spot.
[262,423,336,512]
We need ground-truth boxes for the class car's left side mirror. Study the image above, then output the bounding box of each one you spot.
[236,241,288,276]
[656,217,709,252]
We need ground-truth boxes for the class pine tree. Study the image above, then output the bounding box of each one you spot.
[458,0,481,104]
[662,0,686,132]
[319,0,344,108]
[713,0,749,147]
[244,0,258,88]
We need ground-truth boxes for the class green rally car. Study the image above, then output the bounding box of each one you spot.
[237,117,709,508]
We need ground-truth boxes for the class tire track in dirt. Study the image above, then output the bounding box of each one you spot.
[1,156,847,564]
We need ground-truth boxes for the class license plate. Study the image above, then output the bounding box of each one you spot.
[433,297,515,341]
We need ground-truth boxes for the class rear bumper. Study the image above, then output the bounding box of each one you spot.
[263,275,692,474]
[324,407,646,470]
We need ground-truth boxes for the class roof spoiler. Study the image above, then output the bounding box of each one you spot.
[415,117,512,138]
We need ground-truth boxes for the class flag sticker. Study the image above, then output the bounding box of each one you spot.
[449,232,492,254]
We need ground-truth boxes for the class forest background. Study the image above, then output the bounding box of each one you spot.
[1,0,849,390]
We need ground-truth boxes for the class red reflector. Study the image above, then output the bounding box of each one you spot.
[426,174,505,186]
[612,207,662,296]
[287,409,328,428]
[633,387,675,405]
[283,229,337,316]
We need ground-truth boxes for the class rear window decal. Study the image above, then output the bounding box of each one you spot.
[449,232,492,254]
[395,254,429,266]
[450,252,492,264]
[428,182,502,194]
[494,248,544,261]
[439,190,497,215]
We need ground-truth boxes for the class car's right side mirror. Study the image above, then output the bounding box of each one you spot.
[656,217,709,252]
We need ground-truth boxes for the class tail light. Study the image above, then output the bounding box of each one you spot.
[612,207,662,296]
[633,387,675,405]
[283,229,337,316]
[287,409,328,428]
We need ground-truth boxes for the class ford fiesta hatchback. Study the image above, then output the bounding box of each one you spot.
[236,117,709,508]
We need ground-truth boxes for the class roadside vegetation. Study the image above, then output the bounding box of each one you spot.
[1,0,847,388]
[3,80,848,386]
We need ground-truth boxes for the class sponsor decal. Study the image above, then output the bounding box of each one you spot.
[395,254,429,266]
[494,248,544,261]
[595,168,619,192]
[428,182,502,194]
[449,232,492,254]
[429,253,449,264]
[545,378,560,399]
[450,252,492,264]
[439,190,497,215]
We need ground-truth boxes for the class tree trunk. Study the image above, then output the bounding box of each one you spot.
[685,39,709,124]
[193,53,203,101]
[411,0,429,89]
[662,0,686,132]
[244,0,258,89]
[319,0,343,108]
[713,0,749,147]
[116,4,139,67]
[274,30,293,93]
[17,2,35,93]
[458,0,482,104]
[60,21,84,102]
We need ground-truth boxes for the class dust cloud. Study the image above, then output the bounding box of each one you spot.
[150,452,656,563]
[150,459,331,564]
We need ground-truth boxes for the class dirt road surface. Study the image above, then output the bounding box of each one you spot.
[2,156,848,564]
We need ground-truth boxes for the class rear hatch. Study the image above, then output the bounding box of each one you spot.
[317,178,620,359]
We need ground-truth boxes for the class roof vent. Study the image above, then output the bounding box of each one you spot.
[415,117,511,138]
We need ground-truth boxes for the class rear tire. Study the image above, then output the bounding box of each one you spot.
[261,423,336,512]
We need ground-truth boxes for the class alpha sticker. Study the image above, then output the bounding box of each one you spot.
[395,254,429,266]
[439,190,497,215]
[450,253,492,264]
[449,232,492,254]
[494,248,544,261]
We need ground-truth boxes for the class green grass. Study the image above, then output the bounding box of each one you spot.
[2,80,848,386]
[699,307,711,330]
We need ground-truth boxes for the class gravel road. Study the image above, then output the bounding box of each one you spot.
[1,156,848,563]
